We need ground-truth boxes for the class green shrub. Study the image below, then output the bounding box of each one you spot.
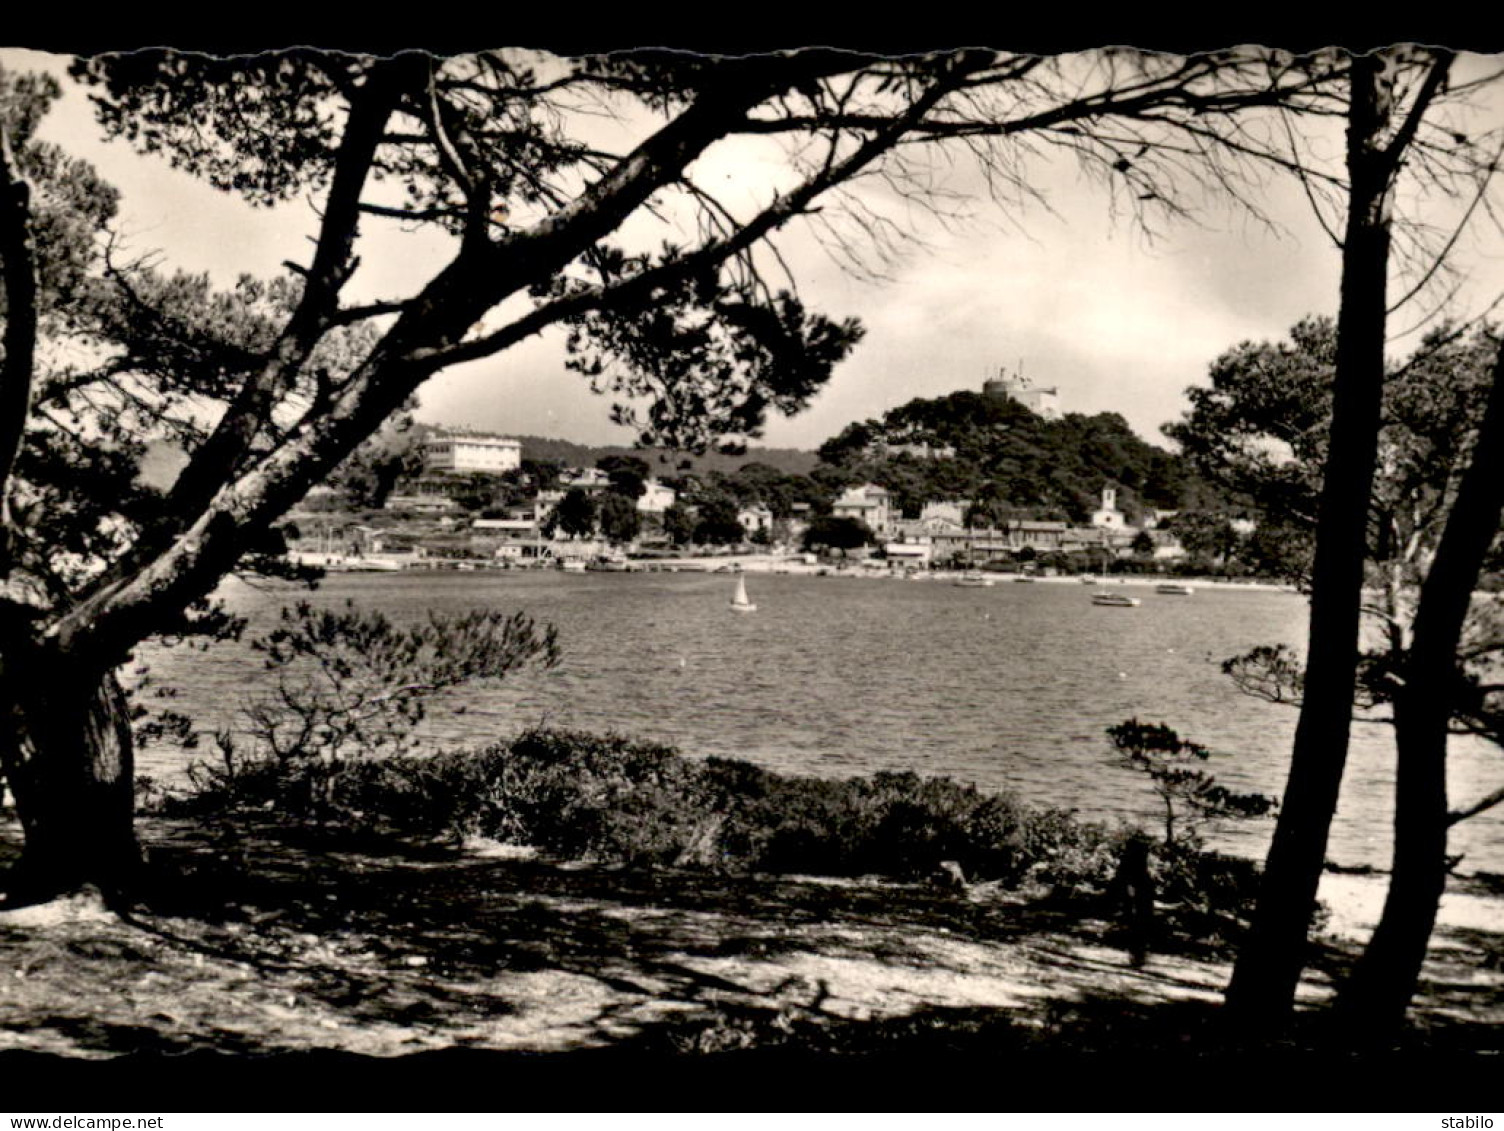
[169,724,1256,920]
[1098,720,1278,936]
[172,727,1133,893]
[1107,719,1277,851]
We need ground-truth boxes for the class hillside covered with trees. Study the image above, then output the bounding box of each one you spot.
[815,389,1225,523]
[510,435,819,479]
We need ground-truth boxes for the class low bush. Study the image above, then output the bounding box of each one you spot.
[163,727,1129,893]
[1103,718,1278,934]
[164,725,1269,933]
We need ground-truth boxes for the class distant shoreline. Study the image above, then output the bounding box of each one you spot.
[644,555,1301,592]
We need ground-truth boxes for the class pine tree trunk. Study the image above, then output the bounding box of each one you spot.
[0,651,140,907]
[1336,692,1449,1038]
[1337,341,1504,1039]
[1224,54,1399,1033]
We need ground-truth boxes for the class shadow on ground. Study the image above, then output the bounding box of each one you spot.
[0,815,1500,1073]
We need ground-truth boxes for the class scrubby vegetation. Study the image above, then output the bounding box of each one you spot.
[1108,718,1278,849]
[153,726,1263,935]
[1106,718,1279,938]
[163,728,1121,885]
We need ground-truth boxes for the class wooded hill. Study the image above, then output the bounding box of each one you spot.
[509,435,820,479]
[815,390,1223,523]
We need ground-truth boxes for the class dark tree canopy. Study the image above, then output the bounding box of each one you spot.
[692,493,744,546]
[597,490,641,544]
[1166,315,1503,586]
[545,486,597,539]
[803,514,873,552]
[595,454,649,499]
[661,502,696,546]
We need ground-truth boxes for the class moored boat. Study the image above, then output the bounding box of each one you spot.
[953,571,994,588]
[586,554,634,571]
[1156,583,1195,595]
[1091,591,1141,607]
[287,551,407,572]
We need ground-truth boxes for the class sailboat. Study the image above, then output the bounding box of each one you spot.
[730,572,757,612]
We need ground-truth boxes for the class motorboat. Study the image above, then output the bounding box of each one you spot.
[953,571,994,588]
[587,555,634,572]
[1091,591,1141,607]
[1156,583,1196,595]
[287,551,406,572]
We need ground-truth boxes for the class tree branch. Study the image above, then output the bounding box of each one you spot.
[52,56,868,663]
[1381,51,1455,168]
[1449,783,1504,825]
[1387,135,1504,315]
[356,201,463,224]
[155,54,424,532]
[426,53,1000,371]
[329,300,409,328]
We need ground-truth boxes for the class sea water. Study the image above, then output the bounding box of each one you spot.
[130,570,1504,874]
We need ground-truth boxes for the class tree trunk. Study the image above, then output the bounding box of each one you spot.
[1224,53,1400,1033]
[1337,342,1504,1039]
[1336,691,1449,1037]
[0,650,140,907]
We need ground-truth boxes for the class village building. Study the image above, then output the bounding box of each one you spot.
[422,429,522,474]
[882,540,933,567]
[918,500,967,525]
[831,483,895,537]
[1138,528,1186,560]
[894,509,1140,564]
[737,504,774,535]
[559,467,612,492]
[534,489,566,516]
[1090,486,1129,530]
[470,517,552,562]
[636,479,677,514]
[384,493,462,514]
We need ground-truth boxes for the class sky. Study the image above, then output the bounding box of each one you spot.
[5,46,1504,453]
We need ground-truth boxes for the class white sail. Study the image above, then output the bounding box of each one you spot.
[730,573,756,612]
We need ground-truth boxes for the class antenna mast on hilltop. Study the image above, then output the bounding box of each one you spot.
[993,360,1028,389]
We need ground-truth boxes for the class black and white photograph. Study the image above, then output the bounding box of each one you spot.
[0,40,1501,1107]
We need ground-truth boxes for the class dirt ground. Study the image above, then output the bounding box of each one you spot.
[0,816,1500,1070]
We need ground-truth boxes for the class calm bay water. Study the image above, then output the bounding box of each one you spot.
[133,570,1504,873]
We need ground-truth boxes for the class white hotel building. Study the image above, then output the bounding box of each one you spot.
[422,430,523,474]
